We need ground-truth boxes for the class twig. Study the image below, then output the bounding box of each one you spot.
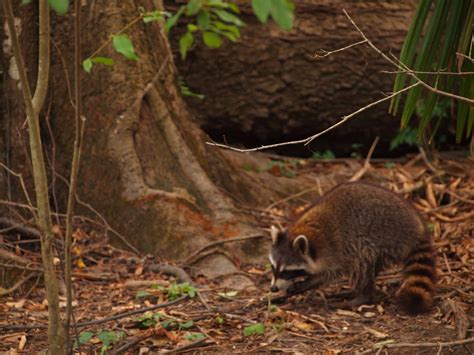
[374,337,474,350]
[349,136,379,182]
[342,9,474,106]
[109,330,155,355]
[447,299,469,340]
[264,186,321,211]
[0,272,40,296]
[457,52,474,63]
[382,69,474,76]
[0,249,34,266]
[0,163,37,219]
[430,210,474,223]
[0,296,188,331]
[65,0,84,345]
[206,83,419,152]
[314,39,367,58]
[419,147,443,174]
[0,218,41,239]
[436,188,474,205]
[161,337,210,354]
[182,234,265,265]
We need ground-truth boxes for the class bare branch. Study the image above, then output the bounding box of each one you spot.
[31,0,50,114]
[349,136,379,182]
[342,9,474,106]
[0,163,37,219]
[206,83,419,152]
[374,337,474,350]
[456,52,474,63]
[382,69,474,76]
[314,39,367,58]
[0,272,40,296]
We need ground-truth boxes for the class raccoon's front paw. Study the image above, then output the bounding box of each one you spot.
[270,290,290,303]
[286,280,312,295]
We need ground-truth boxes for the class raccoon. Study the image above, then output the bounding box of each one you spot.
[269,181,436,314]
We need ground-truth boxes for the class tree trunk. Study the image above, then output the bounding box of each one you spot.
[172,0,418,156]
[2,0,282,265]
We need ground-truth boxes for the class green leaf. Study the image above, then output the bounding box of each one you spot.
[73,331,94,348]
[197,11,211,29]
[269,0,294,30]
[112,34,139,61]
[161,319,173,329]
[252,0,271,23]
[185,333,206,341]
[179,320,194,329]
[49,0,69,15]
[136,290,149,298]
[187,24,199,32]
[179,80,205,99]
[82,58,93,73]
[21,0,32,5]
[143,10,165,23]
[390,126,417,150]
[243,323,265,336]
[179,32,194,60]
[186,0,203,16]
[228,3,240,13]
[92,56,114,66]
[389,0,431,115]
[213,21,240,36]
[203,31,223,48]
[212,9,245,26]
[97,330,125,347]
[166,7,184,33]
[311,150,335,160]
[400,0,449,128]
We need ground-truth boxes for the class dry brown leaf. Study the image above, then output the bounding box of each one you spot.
[335,309,360,318]
[426,182,437,208]
[246,267,264,275]
[52,224,61,235]
[7,299,25,309]
[135,265,144,276]
[18,335,27,350]
[292,320,314,332]
[365,326,389,339]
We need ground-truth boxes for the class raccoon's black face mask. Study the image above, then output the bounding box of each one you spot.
[269,226,312,292]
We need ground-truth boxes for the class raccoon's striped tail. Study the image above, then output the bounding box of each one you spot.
[396,241,436,314]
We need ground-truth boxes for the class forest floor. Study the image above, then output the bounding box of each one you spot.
[0,152,473,354]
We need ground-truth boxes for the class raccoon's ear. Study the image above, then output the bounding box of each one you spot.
[270,225,280,245]
[293,235,309,256]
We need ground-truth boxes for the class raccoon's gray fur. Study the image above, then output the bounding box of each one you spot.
[269,181,436,314]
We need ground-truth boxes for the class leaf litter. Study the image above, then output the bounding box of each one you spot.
[0,152,473,354]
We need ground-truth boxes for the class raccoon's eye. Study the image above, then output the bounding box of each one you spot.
[279,269,308,280]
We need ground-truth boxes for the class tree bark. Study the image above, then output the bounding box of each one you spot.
[171,0,418,156]
[0,0,275,262]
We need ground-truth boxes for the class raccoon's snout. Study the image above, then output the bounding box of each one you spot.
[270,285,279,293]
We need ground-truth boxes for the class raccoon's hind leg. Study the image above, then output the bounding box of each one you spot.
[349,261,381,307]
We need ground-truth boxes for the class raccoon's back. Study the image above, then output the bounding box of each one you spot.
[293,182,428,252]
